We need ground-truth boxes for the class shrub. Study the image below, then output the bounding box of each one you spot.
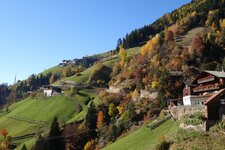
[155,136,171,150]
[211,121,225,132]
[176,129,203,142]
[182,112,205,126]
[70,86,78,96]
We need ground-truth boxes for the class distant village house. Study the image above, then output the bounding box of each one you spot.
[41,86,62,97]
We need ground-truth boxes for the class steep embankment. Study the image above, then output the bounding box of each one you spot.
[104,120,179,150]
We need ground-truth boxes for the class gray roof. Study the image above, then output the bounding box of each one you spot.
[204,70,225,78]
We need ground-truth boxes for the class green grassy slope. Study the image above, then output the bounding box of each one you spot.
[104,119,178,150]
[0,95,86,137]
[0,46,141,149]
[0,94,93,150]
[66,89,100,124]
[62,65,97,84]
[41,66,64,76]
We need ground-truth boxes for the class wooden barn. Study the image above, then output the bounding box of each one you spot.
[204,89,225,121]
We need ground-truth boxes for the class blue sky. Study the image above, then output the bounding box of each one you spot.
[0,0,191,84]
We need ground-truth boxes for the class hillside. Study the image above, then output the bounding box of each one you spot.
[54,47,141,85]
[0,91,97,149]
[104,119,178,150]
[175,27,207,48]
[1,0,225,149]
[0,44,141,149]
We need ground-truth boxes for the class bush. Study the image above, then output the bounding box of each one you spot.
[182,112,205,126]
[70,86,78,96]
[84,97,91,105]
[218,121,225,130]
[155,136,171,150]
[211,121,225,132]
[176,129,203,142]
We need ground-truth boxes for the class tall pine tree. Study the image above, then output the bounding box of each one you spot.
[21,144,27,150]
[48,117,66,150]
[85,102,97,130]
[33,135,48,150]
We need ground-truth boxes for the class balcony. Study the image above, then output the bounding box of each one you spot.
[197,75,214,84]
[193,83,220,93]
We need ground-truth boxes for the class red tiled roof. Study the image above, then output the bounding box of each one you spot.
[204,88,225,105]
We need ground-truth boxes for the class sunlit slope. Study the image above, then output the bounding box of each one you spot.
[0,95,86,137]
[104,119,178,150]
[57,47,141,84]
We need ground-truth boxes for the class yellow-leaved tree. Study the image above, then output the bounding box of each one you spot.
[220,19,225,28]
[119,46,127,68]
[141,34,160,56]
[84,140,95,150]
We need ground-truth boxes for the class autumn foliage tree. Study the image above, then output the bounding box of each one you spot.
[141,34,160,56]
[49,73,55,84]
[63,64,74,77]
[0,129,8,138]
[119,46,127,68]
[0,129,9,150]
[165,30,174,42]
[132,89,140,102]
[84,140,95,150]
[117,104,124,115]
[97,111,104,130]
[192,35,205,57]
[108,103,117,117]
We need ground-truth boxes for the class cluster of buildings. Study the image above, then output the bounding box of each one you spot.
[58,57,100,68]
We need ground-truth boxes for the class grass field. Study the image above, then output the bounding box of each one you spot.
[41,66,64,76]
[103,119,179,150]
[0,93,92,149]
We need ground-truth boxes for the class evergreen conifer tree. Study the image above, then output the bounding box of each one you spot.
[85,102,97,130]
[21,144,27,150]
[48,117,66,150]
[33,135,48,150]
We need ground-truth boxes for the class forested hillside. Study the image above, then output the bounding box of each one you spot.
[1,0,225,149]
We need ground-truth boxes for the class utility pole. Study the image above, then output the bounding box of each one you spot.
[14,74,17,84]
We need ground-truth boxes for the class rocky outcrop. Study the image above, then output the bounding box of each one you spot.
[140,90,158,100]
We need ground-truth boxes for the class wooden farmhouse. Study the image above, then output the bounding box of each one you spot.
[183,70,225,121]
[183,70,225,105]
